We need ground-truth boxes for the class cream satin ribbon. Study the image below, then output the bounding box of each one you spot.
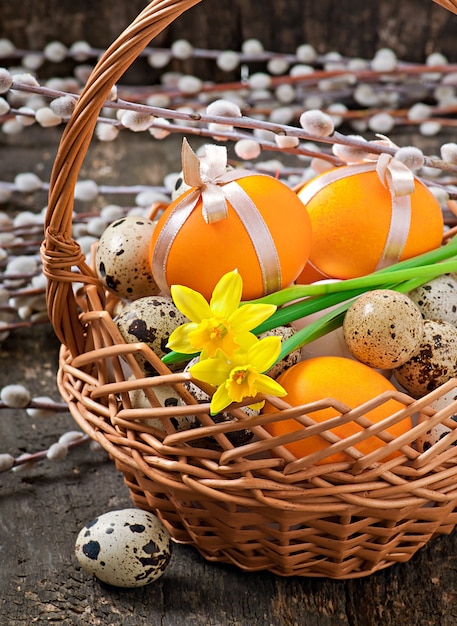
[152,139,282,295]
[298,155,415,271]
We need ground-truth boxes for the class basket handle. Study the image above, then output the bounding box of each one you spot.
[41,0,203,357]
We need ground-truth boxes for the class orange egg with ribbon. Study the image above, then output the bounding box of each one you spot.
[150,139,313,300]
[297,155,444,280]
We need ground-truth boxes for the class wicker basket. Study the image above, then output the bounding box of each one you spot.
[42,0,457,579]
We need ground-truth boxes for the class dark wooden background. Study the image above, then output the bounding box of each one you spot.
[1,1,457,624]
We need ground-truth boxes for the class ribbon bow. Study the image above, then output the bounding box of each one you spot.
[374,152,415,270]
[151,139,283,295]
[181,138,250,223]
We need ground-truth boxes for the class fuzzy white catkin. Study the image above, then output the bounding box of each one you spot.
[149,118,171,139]
[69,40,92,62]
[86,216,109,237]
[269,106,295,125]
[16,107,36,127]
[59,431,85,446]
[0,68,13,93]
[235,139,261,160]
[371,48,397,72]
[0,320,10,342]
[267,57,289,75]
[332,139,369,163]
[216,50,240,72]
[440,143,457,164]
[145,93,171,108]
[147,50,171,68]
[0,39,15,57]
[394,146,425,171]
[14,172,42,192]
[407,103,432,122]
[206,99,242,118]
[177,75,203,94]
[43,41,68,63]
[121,111,154,132]
[50,95,77,117]
[0,453,15,471]
[1,384,31,408]
[353,84,380,107]
[35,107,62,127]
[242,38,264,55]
[275,134,299,149]
[299,110,334,137]
[95,122,119,141]
[171,39,193,60]
[74,179,99,202]
[275,83,296,104]
[22,53,44,71]
[420,121,442,136]
[429,186,450,206]
[26,397,57,419]
[100,204,124,221]
[367,112,395,134]
[426,52,448,67]
[289,64,313,77]
[295,44,317,64]
[0,97,10,115]
[2,119,22,135]
[46,442,68,461]
[6,255,38,274]
[248,72,272,90]
[327,103,348,127]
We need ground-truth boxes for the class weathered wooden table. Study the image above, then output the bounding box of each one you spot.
[0,1,457,626]
[1,121,457,626]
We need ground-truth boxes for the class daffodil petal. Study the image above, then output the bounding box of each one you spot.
[171,284,211,322]
[247,335,282,372]
[190,357,232,387]
[255,373,288,398]
[210,270,242,318]
[210,384,233,415]
[229,303,277,332]
[236,331,259,352]
[167,322,199,353]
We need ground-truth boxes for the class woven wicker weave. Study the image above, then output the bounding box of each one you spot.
[42,0,457,579]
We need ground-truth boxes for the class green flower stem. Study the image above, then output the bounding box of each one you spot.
[163,237,457,367]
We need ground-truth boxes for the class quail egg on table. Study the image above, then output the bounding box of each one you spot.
[96,215,159,301]
[408,274,457,326]
[75,508,172,588]
[114,295,188,374]
[343,289,424,369]
[394,319,457,398]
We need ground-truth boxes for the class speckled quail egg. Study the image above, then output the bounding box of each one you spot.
[416,388,457,452]
[408,274,457,326]
[182,358,254,448]
[129,379,196,432]
[96,215,159,300]
[394,319,457,398]
[75,508,172,588]
[114,295,188,374]
[259,325,301,379]
[343,289,424,369]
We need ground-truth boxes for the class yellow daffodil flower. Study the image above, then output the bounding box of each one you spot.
[167,269,277,359]
[189,335,287,415]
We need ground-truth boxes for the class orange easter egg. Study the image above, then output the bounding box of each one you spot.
[150,174,313,300]
[297,163,443,279]
[263,356,411,464]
